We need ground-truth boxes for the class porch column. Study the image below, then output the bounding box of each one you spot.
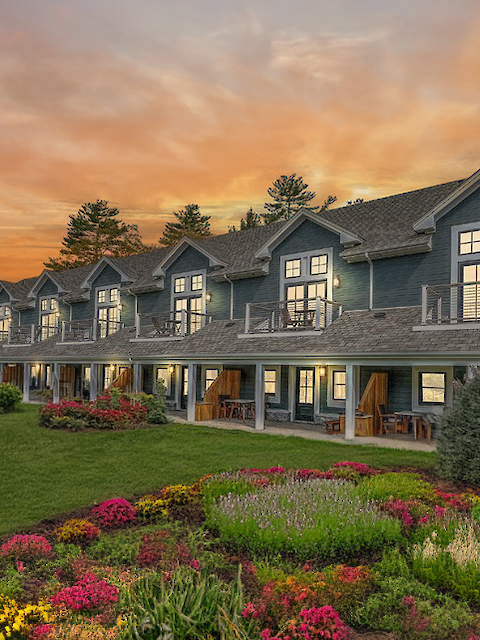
[133,363,142,395]
[344,364,358,441]
[52,362,60,404]
[23,363,30,403]
[255,363,265,431]
[0,363,4,384]
[90,363,98,402]
[175,365,182,410]
[288,366,296,421]
[186,363,197,422]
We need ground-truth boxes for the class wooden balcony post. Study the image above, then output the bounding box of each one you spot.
[61,321,66,342]
[245,303,251,333]
[23,363,30,403]
[7,327,11,344]
[31,324,36,343]
[254,363,265,431]
[421,285,428,325]
[186,363,197,423]
[135,313,141,338]
[181,309,187,336]
[93,320,97,341]
[315,297,322,330]
[345,364,357,441]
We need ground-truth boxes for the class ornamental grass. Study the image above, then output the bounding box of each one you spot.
[205,478,403,562]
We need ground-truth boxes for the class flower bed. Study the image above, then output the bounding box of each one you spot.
[1,464,480,640]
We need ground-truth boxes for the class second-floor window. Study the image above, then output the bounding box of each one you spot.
[96,286,121,338]
[0,305,11,341]
[172,271,205,335]
[39,297,58,340]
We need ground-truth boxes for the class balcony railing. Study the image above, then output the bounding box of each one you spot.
[134,310,211,339]
[244,297,343,334]
[60,320,96,342]
[7,325,42,345]
[421,282,480,325]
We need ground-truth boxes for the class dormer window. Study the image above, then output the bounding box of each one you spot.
[285,259,301,279]
[310,254,328,275]
[96,286,121,338]
[459,229,480,255]
[39,296,59,340]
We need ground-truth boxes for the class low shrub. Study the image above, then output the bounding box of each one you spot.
[0,382,22,413]
[123,567,253,640]
[0,594,54,639]
[358,472,437,503]
[136,381,168,424]
[135,496,169,521]
[206,478,403,562]
[260,605,349,640]
[55,520,99,545]
[90,499,136,529]
[50,573,118,612]
[1,535,52,563]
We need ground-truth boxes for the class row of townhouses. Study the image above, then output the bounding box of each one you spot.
[2,168,480,440]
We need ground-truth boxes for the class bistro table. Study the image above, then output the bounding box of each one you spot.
[394,411,431,442]
[224,399,255,422]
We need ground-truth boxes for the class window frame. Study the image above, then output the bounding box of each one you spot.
[326,365,359,408]
[201,365,223,396]
[280,249,333,303]
[170,270,207,335]
[264,365,281,404]
[412,366,453,414]
[95,284,122,338]
[38,296,59,339]
[156,366,172,395]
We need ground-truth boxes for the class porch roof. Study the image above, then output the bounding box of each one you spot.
[4,306,480,363]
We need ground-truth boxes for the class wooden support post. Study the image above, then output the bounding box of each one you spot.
[90,363,98,402]
[52,362,60,404]
[175,365,182,410]
[133,363,142,395]
[288,366,296,422]
[255,363,265,431]
[0,363,4,384]
[245,304,251,333]
[23,363,30,403]
[345,364,357,441]
[186,363,197,422]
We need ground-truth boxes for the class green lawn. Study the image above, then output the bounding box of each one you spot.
[0,404,437,537]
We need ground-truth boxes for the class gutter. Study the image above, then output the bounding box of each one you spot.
[223,274,234,320]
[365,252,373,310]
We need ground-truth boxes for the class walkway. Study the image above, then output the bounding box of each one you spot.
[167,412,436,452]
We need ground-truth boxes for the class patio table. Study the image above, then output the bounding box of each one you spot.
[224,399,255,422]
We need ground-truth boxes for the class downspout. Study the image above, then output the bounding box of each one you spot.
[223,275,234,320]
[365,252,374,310]
[63,300,73,321]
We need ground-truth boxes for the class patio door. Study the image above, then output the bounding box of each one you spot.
[285,282,327,328]
[295,367,315,421]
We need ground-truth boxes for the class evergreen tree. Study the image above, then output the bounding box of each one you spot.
[228,207,261,233]
[159,204,212,246]
[45,200,150,271]
[263,174,336,224]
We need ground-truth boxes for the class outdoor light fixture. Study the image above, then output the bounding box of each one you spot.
[333,275,341,288]
[206,292,212,302]
[319,366,326,377]
[168,365,175,374]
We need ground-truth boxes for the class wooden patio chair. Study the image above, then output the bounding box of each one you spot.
[378,404,398,435]
[152,316,176,337]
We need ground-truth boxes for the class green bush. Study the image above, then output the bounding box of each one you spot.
[122,566,253,640]
[137,381,168,424]
[358,472,437,503]
[0,382,22,413]
[437,374,480,484]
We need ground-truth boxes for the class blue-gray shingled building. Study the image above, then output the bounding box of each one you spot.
[3,168,480,441]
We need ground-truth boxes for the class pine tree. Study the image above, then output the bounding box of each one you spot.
[228,207,261,233]
[159,204,212,246]
[44,200,150,271]
[262,174,336,224]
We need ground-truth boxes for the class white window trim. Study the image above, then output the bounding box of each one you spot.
[156,366,172,395]
[38,295,58,318]
[0,304,11,319]
[280,248,333,301]
[170,269,207,315]
[451,222,480,283]
[201,365,223,396]
[264,365,281,404]
[412,365,453,415]
[327,365,360,408]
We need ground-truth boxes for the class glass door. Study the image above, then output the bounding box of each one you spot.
[295,367,315,421]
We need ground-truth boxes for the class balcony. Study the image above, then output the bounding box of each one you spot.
[133,310,211,340]
[6,325,44,345]
[419,282,480,328]
[244,297,343,335]
[59,320,96,342]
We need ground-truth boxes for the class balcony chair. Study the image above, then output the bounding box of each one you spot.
[378,404,398,435]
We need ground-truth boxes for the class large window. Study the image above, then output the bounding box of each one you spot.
[39,296,59,340]
[332,370,346,400]
[419,372,446,404]
[96,286,121,338]
[0,305,11,341]
[264,366,280,403]
[451,223,480,322]
[171,271,206,335]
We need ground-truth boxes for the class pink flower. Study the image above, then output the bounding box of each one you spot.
[189,559,200,570]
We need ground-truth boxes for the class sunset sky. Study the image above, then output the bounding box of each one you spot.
[1,0,480,281]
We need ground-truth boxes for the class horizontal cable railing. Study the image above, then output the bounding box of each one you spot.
[422,282,480,325]
[135,310,211,338]
[245,297,343,334]
[60,320,96,342]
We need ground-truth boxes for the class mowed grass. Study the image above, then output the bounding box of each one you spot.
[0,404,437,537]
